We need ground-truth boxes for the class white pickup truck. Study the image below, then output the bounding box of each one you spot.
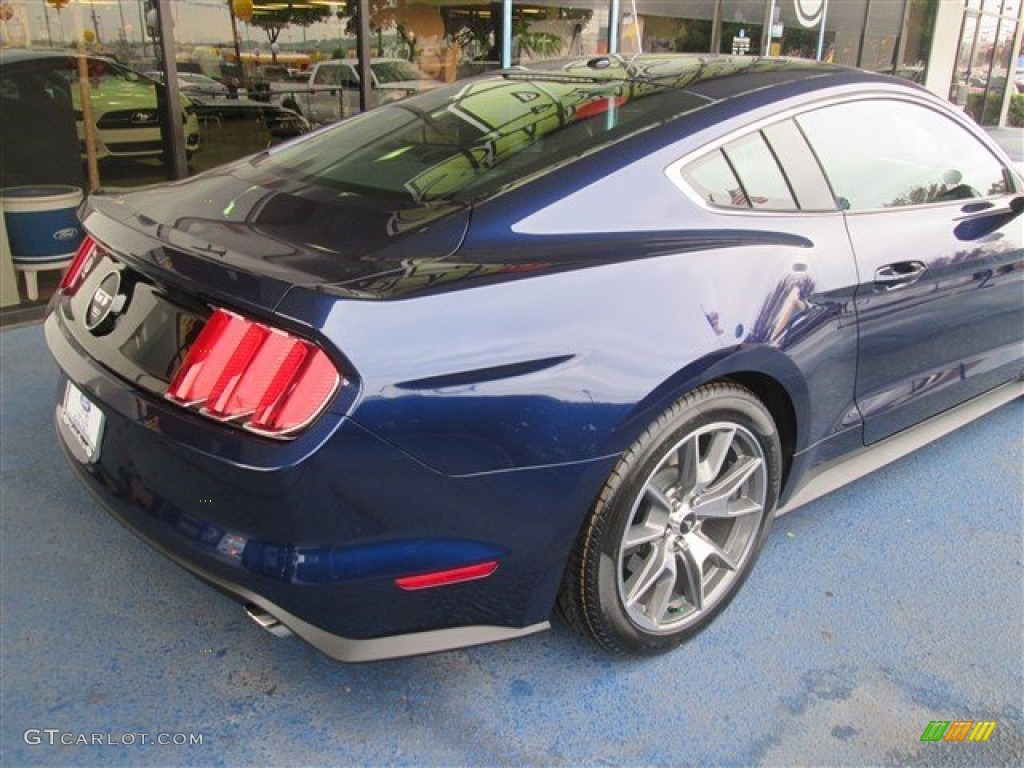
[271,58,442,125]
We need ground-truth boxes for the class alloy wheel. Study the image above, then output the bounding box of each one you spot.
[615,421,768,633]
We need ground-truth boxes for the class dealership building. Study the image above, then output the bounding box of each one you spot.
[0,1,1021,123]
[0,0,1022,306]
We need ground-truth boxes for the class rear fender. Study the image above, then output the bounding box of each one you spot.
[610,344,809,460]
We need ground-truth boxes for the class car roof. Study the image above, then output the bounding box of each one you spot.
[0,48,120,68]
[0,48,74,64]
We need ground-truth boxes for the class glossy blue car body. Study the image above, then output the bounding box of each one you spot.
[46,55,1024,660]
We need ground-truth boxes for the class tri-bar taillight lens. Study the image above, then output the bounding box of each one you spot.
[166,308,343,438]
[60,235,99,296]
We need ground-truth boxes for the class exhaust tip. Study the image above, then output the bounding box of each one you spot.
[245,603,293,638]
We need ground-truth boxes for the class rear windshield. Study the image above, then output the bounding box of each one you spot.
[257,65,711,204]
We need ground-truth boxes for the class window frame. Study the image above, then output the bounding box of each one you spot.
[665,90,1020,218]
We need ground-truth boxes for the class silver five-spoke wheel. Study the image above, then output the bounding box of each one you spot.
[617,422,767,633]
[559,382,781,655]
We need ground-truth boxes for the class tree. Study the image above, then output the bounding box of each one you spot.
[251,1,331,62]
[341,1,420,62]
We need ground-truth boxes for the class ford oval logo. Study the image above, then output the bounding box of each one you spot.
[53,227,80,242]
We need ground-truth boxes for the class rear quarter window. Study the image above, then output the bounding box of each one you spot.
[721,133,797,210]
[680,151,748,208]
[678,132,799,211]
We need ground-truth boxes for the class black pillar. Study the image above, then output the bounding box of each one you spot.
[356,0,372,112]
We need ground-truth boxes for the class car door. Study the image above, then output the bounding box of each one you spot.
[308,63,341,124]
[671,120,861,455]
[798,97,1024,445]
[339,63,361,118]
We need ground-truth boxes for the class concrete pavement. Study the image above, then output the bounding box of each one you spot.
[1,323,1022,767]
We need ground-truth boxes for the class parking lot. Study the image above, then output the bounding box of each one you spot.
[1,322,1022,767]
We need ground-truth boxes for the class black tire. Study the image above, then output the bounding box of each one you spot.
[558,381,782,655]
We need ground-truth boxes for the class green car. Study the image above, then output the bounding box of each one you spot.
[0,49,200,161]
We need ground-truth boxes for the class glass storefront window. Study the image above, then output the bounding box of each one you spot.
[512,2,607,62]
[1,0,315,190]
[776,0,833,61]
[899,0,938,84]
[3,0,1013,197]
[951,0,1023,125]
[633,0,715,54]
[859,0,906,72]
[0,1,522,190]
[720,0,763,56]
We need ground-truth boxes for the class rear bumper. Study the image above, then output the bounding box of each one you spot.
[46,309,610,660]
[55,419,547,661]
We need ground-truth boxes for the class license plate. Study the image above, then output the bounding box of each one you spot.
[62,382,105,462]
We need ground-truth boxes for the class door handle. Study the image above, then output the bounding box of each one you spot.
[874,261,927,290]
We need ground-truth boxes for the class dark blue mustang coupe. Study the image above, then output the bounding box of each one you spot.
[47,55,1024,661]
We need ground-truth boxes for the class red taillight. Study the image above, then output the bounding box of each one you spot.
[167,308,343,438]
[60,235,98,296]
[394,561,499,591]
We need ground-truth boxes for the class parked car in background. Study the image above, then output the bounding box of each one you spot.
[257,64,293,83]
[190,98,310,141]
[145,70,230,101]
[271,57,442,124]
[0,50,200,161]
[47,55,1023,663]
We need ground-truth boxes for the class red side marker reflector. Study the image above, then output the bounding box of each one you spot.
[395,561,499,591]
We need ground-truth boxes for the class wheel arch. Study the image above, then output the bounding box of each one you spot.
[722,370,798,492]
[612,345,808,495]
[544,347,806,630]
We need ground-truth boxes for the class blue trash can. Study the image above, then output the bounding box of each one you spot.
[1,185,84,301]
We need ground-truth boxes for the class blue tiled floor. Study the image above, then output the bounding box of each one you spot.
[2,324,1022,766]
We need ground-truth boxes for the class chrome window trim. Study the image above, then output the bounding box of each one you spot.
[664,90,1016,218]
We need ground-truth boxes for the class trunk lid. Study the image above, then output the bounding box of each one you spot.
[82,154,472,312]
[58,154,469,403]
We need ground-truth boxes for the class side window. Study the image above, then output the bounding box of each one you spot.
[797,100,1010,210]
[339,66,359,88]
[681,150,748,208]
[721,133,798,210]
[313,65,338,86]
